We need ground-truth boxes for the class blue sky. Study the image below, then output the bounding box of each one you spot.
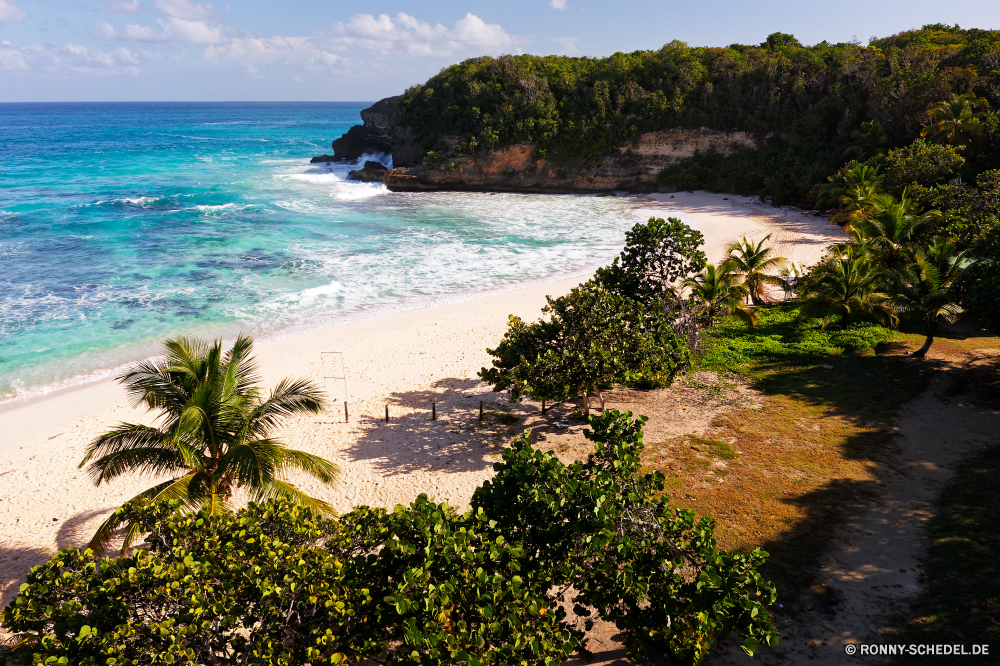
[1,0,999,101]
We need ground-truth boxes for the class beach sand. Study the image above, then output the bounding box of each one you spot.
[0,191,846,616]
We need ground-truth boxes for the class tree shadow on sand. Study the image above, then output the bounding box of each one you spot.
[342,377,580,479]
[0,508,110,612]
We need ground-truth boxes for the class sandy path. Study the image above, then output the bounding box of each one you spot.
[706,361,1000,666]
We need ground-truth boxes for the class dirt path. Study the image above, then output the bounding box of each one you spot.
[706,365,1000,665]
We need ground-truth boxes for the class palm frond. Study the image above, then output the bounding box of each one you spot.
[250,478,336,516]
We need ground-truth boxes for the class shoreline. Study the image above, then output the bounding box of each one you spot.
[0,190,846,611]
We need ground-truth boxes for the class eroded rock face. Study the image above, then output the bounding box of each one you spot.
[326,96,422,167]
[383,128,757,193]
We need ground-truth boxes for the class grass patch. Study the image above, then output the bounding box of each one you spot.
[697,303,896,378]
[892,445,1000,662]
[641,303,933,598]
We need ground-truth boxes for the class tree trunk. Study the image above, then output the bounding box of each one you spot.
[580,388,590,417]
[591,385,606,411]
[911,318,937,358]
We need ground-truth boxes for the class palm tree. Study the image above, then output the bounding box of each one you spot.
[725,234,787,306]
[843,120,888,161]
[80,335,339,555]
[816,163,883,227]
[848,192,940,270]
[920,93,984,146]
[797,247,897,329]
[683,260,756,327]
[892,239,975,358]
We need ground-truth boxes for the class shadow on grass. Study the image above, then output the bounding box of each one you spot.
[890,444,1000,663]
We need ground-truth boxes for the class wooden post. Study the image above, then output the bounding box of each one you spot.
[344,401,349,422]
[385,404,389,422]
[541,400,546,414]
[479,401,484,422]
[432,402,436,421]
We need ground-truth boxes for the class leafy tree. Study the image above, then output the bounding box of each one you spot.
[478,282,688,414]
[847,193,941,270]
[920,93,985,146]
[891,238,975,357]
[797,246,898,329]
[596,217,707,306]
[79,335,339,555]
[724,235,787,306]
[472,410,779,664]
[958,224,1000,333]
[843,120,888,162]
[683,260,756,327]
[4,413,777,666]
[879,139,966,195]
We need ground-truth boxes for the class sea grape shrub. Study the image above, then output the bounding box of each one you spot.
[477,280,689,405]
[596,217,707,306]
[472,410,779,665]
[2,499,577,665]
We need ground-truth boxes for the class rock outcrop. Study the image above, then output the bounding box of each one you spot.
[319,97,758,193]
[347,160,389,183]
[385,128,757,193]
[326,96,422,167]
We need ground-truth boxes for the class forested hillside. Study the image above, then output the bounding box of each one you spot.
[399,25,1000,205]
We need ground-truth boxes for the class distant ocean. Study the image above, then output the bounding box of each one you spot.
[0,102,648,398]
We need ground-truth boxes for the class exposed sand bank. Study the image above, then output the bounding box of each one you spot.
[0,191,847,614]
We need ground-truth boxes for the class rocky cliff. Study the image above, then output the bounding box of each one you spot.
[325,96,422,168]
[316,97,757,193]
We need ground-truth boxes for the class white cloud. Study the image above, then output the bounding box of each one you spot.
[0,40,27,69]
[550,36,577,54]
[103,0,144,14]
[204,35,343,75]
[95,15,224,44]
[153,0,213,20]
[0,0,28,23]
[334,12,514,56]
[551,0,568,9]
[160,16,222,43]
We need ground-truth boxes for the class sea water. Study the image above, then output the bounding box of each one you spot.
[0,102,650,398]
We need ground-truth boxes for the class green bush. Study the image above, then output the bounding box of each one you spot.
[2,413,777,666]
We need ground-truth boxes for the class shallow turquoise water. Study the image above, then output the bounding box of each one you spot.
[0,102,647,397]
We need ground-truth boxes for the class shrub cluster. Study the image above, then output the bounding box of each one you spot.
[3,412,778,665]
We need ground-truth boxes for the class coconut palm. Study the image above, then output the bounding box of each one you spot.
[797,247,897,329]
[683,260,756,327]
[816,163,883,227]
[843,120,888,161]
[725,234,787,306]
[848,192,940,270]
[892,239,975,358]
[80,335,339,555]
[920,93,984,146]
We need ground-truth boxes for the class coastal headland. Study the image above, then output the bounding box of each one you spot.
[314,94,757,194]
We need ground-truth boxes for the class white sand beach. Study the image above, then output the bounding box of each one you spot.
[0,191,846,610]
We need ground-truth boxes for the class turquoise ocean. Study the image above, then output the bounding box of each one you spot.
[0,102,649,399]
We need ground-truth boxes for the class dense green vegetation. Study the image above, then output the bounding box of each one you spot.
[2,412,777,665]
[399,25,1000,202]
